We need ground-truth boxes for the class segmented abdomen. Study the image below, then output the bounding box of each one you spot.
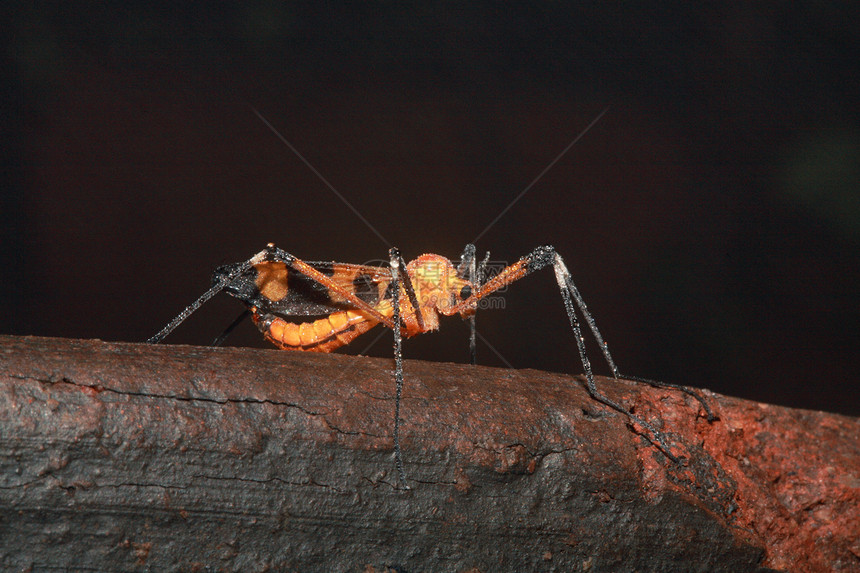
[253,309,380,353]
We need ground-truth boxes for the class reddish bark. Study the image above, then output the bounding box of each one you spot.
[0,335,856,571]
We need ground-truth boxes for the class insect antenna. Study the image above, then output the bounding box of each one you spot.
[477,250,491,283]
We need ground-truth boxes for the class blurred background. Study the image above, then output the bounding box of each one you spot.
[3,3,858,415]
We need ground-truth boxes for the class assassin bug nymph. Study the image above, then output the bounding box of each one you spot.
[149,243,715,487]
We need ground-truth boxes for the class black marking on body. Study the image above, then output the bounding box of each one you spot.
[218,265,341,317]
[313,262,337,277]
[286,267,334,306]
[353,273,379,305]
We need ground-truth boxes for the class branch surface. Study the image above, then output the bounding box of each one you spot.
[0,335,857,572]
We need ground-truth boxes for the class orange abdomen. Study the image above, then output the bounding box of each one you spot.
[254,309,380,352]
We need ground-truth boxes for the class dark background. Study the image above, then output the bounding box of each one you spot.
[4,3,858,415]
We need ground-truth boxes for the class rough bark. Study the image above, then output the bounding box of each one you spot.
[0,335,857,572]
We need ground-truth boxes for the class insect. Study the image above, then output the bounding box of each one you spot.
[149,243,715,487]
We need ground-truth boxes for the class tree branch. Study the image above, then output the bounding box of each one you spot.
[0,335,856,572]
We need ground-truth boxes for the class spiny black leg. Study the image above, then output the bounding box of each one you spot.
[459,244,478,365]
[548,250,717,421]
[520,246,622,377]
[471,250,491,364]
[560,270,621,378]
[556,258,717,420]
[148,247,272,344]
[621,374,718,421]
[548,249,684,462]
[211,309,251,347]
[388,248,409,489]
[391,248,424,332]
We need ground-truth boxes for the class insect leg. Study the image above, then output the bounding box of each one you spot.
[473,250,491,363]
[448,245,709,461]
[388,247,409,488]
[390,248,424,332]
[619,374,717,421]
[547,250,683,461]
[549,254,715,420]
[148,247,271,343]
[458,244,478,364]
[211,309,252,346]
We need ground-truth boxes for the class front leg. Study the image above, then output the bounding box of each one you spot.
[450,245,715,462]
